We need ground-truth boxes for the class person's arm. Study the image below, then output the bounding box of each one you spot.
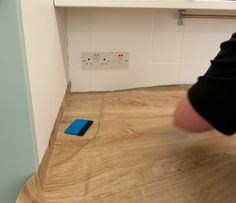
[174,94,213,133]
[174,33,236,136]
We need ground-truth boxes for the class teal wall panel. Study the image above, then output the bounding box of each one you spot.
[0,0,38,202]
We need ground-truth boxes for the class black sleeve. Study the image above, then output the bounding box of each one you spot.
[188,33,236,135]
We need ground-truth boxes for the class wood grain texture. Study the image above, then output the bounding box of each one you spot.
[17,85,236,203]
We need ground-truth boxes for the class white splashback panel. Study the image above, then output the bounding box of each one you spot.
[67,8,236,92]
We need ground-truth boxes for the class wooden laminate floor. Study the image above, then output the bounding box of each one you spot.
[17,86,236,203]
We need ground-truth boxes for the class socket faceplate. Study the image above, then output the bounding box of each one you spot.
[81,52,129,70]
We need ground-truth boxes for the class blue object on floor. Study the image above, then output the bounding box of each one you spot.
[64,119,93,136]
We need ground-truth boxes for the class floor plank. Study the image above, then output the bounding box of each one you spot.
[17,86,236,203]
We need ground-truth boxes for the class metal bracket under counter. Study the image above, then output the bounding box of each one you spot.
[178,9,236,25]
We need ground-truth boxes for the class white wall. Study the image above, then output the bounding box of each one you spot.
[67,8,236,92]
[20,0,68,162]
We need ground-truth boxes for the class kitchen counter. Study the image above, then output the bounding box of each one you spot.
[54,0,236,10]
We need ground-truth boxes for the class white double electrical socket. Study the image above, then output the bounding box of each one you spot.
[81,52,129,70]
